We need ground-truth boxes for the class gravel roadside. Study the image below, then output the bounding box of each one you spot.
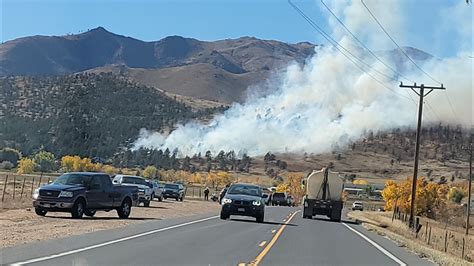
[0,199,220,248]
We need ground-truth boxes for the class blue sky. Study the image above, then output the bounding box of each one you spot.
[1,0,471,57]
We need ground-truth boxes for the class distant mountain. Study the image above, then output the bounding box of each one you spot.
[0,27,433,103]
[0,27,315,103]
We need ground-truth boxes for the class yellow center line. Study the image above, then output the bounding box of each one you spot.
[238,263,246,266]
[249,210,300,266]
[259,241,267,247]
[271,229,276,234]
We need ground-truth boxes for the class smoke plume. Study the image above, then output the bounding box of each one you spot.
[133,1,472,157]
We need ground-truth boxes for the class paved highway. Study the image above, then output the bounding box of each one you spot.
[1,207,433,266]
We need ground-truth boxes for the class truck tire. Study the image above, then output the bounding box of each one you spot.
[158,195,163,202]
[84,209,96,217]
[35,207,47,216]
[71,199,85,219]
[151,193,155,201]
[117,198,131,219]
[175,197,179,201]
[180,196,184,202]
[256,212,264,223]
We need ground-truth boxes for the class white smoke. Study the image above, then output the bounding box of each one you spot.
[133,1,472,157]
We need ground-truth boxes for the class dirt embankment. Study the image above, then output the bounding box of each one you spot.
[0,199,220,249]
[348,211,474,266]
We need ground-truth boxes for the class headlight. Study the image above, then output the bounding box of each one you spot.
[59,191,74,198]
[252,200,262,206]
[222,198,232,204]
[32,189,39,199]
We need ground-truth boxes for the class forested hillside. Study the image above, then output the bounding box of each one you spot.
[0,73,225,158]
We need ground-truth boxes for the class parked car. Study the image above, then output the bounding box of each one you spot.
[271,192,288,206]
[33,172,138,218]
[220,183,265,223]
[352,201,364,211]
[163,183,185,201]
[146,180,164,201]
[113,175,153,207]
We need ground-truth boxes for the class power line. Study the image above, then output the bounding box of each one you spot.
[320,0,414,84]
[288,0,412,102]
[360,0,460,124]
[360,0,441,85]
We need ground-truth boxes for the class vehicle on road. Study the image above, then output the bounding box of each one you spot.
[352,201,364,211]
[146,180,164,201]
[113,175,153,207]
[220,183,265,223]
[271,192,288,206]
[302,168,344,222]
[287,195,295,207]
[33,172,138,219]
[163,183,185,201]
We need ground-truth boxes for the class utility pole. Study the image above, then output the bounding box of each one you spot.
[466,129,472,235]
[400,82,446,229]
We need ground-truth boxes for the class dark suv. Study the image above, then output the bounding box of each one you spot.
[220,183,265,223]
[163,183,185,201]
[271,192,288,206]
[33,172,138,218]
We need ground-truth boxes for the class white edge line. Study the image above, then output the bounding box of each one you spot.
[342,223,407,266]
[11,215,219,266]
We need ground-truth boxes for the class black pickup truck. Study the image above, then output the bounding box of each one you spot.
[33,172,138,218]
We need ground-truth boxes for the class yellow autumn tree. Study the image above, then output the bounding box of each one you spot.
[143,166,158,179]
[17,158,36,174]
[102,165,118,175]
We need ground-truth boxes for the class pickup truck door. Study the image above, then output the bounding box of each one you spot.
[86,176,106,209]
[99,175,115,208]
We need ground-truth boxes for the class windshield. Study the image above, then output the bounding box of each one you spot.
[165,184,179,189]
[273,193,285,198]
[122,176,147,186]
[227,185,261,197]
[54,174,91,186]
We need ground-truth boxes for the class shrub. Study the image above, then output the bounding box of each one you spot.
[0,148,21,167]
[143,166,158,179]
[0,161,14,170]
[33,151,56,172]
[17,158,36,174]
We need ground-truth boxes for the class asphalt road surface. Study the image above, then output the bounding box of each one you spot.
[1,206,434,266]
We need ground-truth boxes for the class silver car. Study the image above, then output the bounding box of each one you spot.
[113,175,153,207]
[147,180,164,202]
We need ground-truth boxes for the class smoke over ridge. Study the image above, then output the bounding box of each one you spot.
[133,1,472,157]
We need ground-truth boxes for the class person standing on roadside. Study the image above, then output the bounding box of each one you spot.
[204,187,210,201]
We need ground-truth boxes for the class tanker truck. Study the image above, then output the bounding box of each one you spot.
[301,168,344,222]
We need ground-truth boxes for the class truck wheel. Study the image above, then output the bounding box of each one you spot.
[84,209,96,217]
[158,195,163,202]
[256,212,264,223]
[117,199,131,219]
[71,199,85,219]
[144,200,150,207]
[179,196,184,202]
[175,197,179,201]
[151,193,155,201]
[35,207,47,216]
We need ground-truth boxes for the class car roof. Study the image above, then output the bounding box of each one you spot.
[230,183,260,188]
[115,175,144,179]
[66,172,109,176]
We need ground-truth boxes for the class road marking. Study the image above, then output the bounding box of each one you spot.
[11,215,219,266]
[342,223,407,266]
[259,241,267,247]
[238,263,246,266]
[250,210,300,266]
[271,229,276,234]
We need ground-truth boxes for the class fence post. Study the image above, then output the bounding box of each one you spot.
[425,222,428,242]
[428,226,432,245]
[38,173,43,188]
[20,177,26,199]
[444,230,448,252]
[462,237,465,259]
[13,175,16,199]
[30,177,35,198]
[1,175,8,202]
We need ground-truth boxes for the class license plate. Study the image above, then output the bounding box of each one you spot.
[237,208,245,212]
[42,203,51,208]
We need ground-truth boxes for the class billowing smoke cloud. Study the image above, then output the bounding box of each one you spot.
[133,1,472,157]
